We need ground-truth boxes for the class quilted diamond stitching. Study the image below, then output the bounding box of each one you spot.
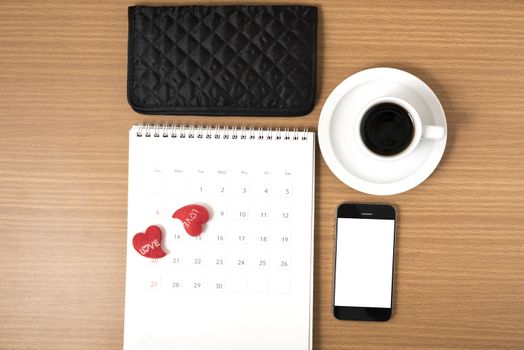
[129,6,316,114]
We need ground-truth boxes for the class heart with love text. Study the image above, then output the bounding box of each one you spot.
[172,204,210,236]
[132,225,167,259]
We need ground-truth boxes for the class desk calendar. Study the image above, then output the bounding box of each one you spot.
[124,124,315,350]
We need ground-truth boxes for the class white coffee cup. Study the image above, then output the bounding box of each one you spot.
[354,96,445,161]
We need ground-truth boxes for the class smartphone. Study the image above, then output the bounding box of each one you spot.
[333,203,396,321]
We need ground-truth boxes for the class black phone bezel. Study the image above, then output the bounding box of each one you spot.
[333,203,396,322]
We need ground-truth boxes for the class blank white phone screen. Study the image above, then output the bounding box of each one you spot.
[334,218,395,308]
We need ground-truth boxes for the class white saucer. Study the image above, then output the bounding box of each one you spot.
[318,67,447,195]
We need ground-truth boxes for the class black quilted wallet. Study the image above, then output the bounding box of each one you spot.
[127,5,317,116]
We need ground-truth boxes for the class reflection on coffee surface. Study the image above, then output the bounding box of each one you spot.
[360,103,415,156]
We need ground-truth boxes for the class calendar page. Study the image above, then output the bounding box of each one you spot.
[124,125,315,350]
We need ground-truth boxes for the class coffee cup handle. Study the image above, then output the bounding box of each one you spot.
[422,125,445,140]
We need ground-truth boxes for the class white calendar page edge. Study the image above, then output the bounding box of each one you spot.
[307,135,315,350]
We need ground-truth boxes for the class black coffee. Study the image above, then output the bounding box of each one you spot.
[360,103,415,156]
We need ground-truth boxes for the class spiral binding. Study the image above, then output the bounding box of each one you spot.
[135,124,310,141]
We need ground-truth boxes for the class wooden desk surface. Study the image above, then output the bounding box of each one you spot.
[1,0,523,349]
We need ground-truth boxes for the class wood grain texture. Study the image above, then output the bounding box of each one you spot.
[1,0,523,349]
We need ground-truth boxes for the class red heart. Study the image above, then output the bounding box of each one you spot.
[172,204,210,237]
[132,225,167,259]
